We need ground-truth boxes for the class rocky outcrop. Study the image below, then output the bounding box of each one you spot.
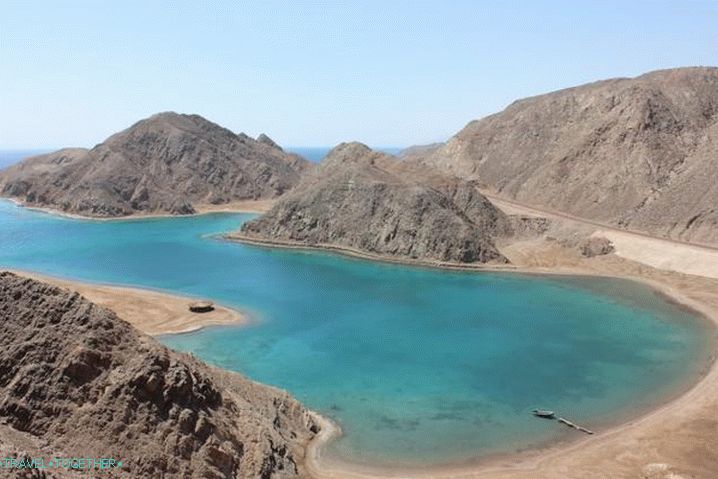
[0,271,317,478]
[579,237,615,257]
[0,113,312,217]
[235,142,518,264]
[416,67,718,245]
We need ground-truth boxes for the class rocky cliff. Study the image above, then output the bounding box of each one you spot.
[235,142,531,264]
[417,67,718,245]
[0,271,317,478]
[0,113,311,217]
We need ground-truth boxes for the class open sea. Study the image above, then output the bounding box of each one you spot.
[0,202,712,467]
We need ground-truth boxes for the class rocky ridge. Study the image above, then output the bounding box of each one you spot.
[414,67,718,245]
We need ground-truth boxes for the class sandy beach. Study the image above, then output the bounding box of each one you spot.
[6,270,247,335]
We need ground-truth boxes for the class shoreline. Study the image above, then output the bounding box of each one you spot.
[1,197,274,220]
[222,238,718,478]
[4,269,248,336]
[225,233,526,273]
[226,232,718,291]
[298,268,718,479]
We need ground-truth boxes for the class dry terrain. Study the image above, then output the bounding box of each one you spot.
[416,67,718,245]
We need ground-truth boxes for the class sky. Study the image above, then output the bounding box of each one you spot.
[1,0,716,149]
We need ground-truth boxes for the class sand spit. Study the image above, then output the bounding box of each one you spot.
[6,270,246,335]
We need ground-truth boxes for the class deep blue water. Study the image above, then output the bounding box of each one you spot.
[0,200,711,467]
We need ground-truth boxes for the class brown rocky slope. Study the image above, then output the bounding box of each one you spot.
[0,112,312,217]
[417,67,718,245]
[0,271,318,478]
[235,143,545,264]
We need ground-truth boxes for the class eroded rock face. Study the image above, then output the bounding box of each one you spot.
[237,143,516,264]
[416,67,718,245]
[0,272,317,478]
[0,113,312,217]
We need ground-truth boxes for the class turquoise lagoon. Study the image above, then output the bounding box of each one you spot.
[0,200,712,467]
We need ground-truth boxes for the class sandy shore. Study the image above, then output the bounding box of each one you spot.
[2,197,274,220]
[6,270,247,335]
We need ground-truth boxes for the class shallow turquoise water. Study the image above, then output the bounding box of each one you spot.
[0,200,712,467]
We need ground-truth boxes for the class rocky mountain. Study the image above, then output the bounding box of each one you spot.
[397,142,443,162]
[0,113,312,217]
[235,142,540,264]
[417,67,718,245]
[0,271,317,479]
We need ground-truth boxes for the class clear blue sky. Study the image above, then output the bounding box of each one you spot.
[1,0,716,149]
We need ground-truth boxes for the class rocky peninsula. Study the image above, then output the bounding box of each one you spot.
[0,271,317,478]
[0,112,311,217]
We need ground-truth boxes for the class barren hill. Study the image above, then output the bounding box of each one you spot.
[235,142,544,264]
[417,67,718,245]
[0,271,317,478]
[0,112,311,217]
